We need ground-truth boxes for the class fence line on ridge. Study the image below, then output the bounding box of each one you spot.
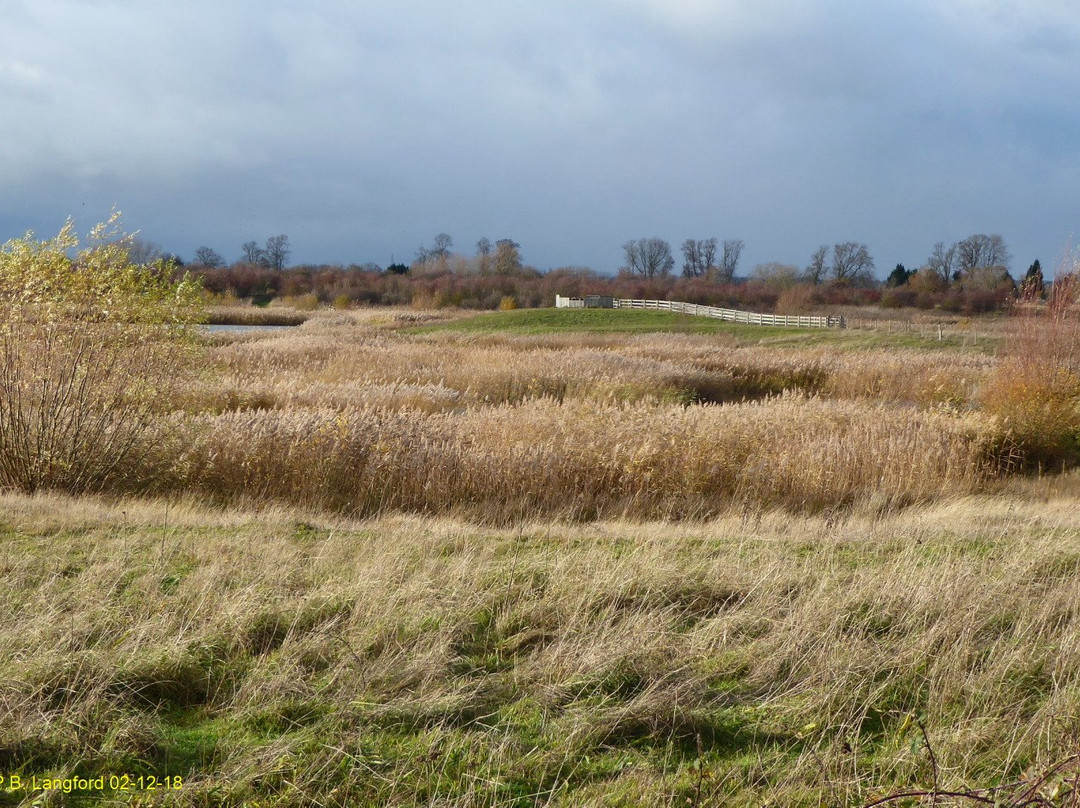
[554,295,845,329]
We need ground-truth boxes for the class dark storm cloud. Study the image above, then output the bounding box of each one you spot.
[3,0,1079,273]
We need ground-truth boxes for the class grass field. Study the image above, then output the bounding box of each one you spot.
[3,484,1080,807]
[2,304,1079,806]
[410,307,770,335]
[407,307,998,352]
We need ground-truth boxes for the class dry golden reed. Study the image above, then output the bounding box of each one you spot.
[195,322,995,412]
[983,275,1080,468]
[0,298,1013,519]
[142,314,1007,520]
[171,394,999,521]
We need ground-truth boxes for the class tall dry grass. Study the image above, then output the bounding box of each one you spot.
[168,395,1001,522]
[983,274,1080,469]
[140,315,1008,521]
[0,294,1011,518]
[192,323,995,414]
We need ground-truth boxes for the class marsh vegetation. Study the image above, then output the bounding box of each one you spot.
[3,225,1080,805]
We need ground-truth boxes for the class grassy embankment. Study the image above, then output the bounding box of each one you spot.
[409,306,1000,351]
[3,305,1079,806]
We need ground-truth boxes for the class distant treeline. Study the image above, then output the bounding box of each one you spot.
[189,261,1027,315]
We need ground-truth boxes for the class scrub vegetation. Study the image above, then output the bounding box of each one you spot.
[3,223,1080,805]
[0,217,202,495]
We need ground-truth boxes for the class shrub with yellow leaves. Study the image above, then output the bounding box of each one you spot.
[0,215,203,493]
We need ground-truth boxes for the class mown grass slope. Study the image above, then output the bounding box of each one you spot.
[407,306,998,351]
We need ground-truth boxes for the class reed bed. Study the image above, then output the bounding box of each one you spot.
[203,305,312,326]
[194,324,996,413]
[140,316,1008,521]
[169,395,1001,522]
[617,336,994,408]
[0,304,1011,518]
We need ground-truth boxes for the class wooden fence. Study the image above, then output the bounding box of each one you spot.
[555,295,845,329]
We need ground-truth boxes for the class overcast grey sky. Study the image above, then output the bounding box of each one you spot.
[3,0,1079,275]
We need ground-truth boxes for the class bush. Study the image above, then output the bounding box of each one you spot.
[775,284,822,314]
[959,284,1013,314]
[281,292,319,310]
[880,287,915,308]
[983,275,1080,469]
[0,217,203,493]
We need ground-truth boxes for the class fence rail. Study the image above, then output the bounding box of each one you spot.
[554,295,845,329]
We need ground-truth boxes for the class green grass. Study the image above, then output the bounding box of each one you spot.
[3,489,1080,805]
[407,307,806,338]
[407,307,998,352]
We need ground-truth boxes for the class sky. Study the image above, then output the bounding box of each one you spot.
[2,0,1080,277]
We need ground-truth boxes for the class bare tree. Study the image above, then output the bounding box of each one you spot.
[955,233,1010,278]
[417,233,454,270]
[193,246,225,268]
[680,238,719,279]
[431,233,453,259]
[681,239,703,278]
[717,238,744,282]
[925,241,956,285]
[965,264,1014,292]
[805,245,829,285]
[126,238,164,265]
[622,238,674,278]
[753,262,801,289]
[701,238,718,274]
[264,234,291,270]
[830,242,875,283]
[241,241,264,265]
[475,237,493,274]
